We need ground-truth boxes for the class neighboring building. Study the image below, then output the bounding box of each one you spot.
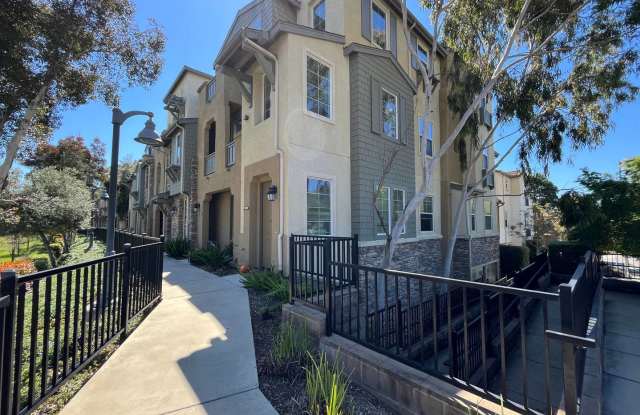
[128,0,499,279]
[494,170,534,247]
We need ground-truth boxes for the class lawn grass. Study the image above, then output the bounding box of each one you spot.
[0,235,49,263]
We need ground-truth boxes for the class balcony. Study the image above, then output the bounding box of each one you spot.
[205,152,216,175]
[225,141,237,167]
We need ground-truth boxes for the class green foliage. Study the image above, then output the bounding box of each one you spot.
[548,241,590,275]
[525,173,559,206]
[242,270,289,303]
[189,244,233,269]
[33,258,50,271]
[21,137,107,186]
[622,156,640,184]
[0,0,166,187]
[270,321,312,370]
[165,238,190,259]
[305,352,350,415]
[558,170,640,255]
[500,244,530,277]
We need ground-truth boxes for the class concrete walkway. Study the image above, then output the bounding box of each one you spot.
[62,257,276,415]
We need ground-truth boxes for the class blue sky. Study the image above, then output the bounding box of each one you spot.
[52,0,640,189]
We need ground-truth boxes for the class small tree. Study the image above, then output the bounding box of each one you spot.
[0,0,166,189]
[380,0,640,277]
[18,167,93,266]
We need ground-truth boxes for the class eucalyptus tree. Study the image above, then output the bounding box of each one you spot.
[379,0,640,277]
[0,0,166,189]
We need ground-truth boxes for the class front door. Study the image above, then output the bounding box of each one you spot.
[259,181,272,268]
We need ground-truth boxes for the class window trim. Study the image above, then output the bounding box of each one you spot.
[263,74,271,121]
[381,87,399,140]
[420,195,434,233]
[303,50,334,123]
[375,186,407,236]
[306,176,335,236]
[470,199,477,232]
[312,0,326,31]
[371,0,389,50]
[484,199,493,230]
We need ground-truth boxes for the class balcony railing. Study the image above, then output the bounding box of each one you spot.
[225,141,237,167]
[204,153,216,176]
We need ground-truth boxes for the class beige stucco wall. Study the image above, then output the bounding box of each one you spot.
[297,0,345,35]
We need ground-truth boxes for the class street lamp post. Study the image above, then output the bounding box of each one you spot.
[106,108,163,255]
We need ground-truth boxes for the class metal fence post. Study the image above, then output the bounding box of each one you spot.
[289,236,295,305]
[351,234,359,284]
[559,283,578,415]
[159,235,165,299]
[0,271,17,415]
[323,239,332,336]
[120,244,132,341]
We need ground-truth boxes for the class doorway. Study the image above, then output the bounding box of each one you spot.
[259,181,273,268]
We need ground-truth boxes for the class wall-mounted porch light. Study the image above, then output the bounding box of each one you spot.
[193,203,200,213]
[266,185,278,202]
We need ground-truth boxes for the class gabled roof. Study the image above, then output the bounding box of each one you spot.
[163,66,213,103]
[344,43,417,94]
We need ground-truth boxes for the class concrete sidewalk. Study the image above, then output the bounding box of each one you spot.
[62,257,276,415]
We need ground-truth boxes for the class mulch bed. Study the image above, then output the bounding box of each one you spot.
[248,290,396,415]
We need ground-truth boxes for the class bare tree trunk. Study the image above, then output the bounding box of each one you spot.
[38,231,57,268]
[0,83,49,189]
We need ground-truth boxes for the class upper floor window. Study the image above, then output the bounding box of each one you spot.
[418,44,429,66]
[382,89,398,139]
[230,103,242,139]
[421,196,434,232]
[263,77,272,120]
[307,178,331,235]
[206,79,216,102]
[470,199,477,232]
[208,122,216,155]
[313,1,326,31]
[306,55,331,119]
[484,199,493,230]
[172,133,182,165]
[419,117,433,156]
[482,147,489,170]
[372,2,387,49]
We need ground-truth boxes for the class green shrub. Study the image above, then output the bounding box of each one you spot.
[549,241,589,275]
[33,258,50,271]
[242,270,289,303]
[305,352,350,415]
[189,244,233,269]
[270,321,312,370]
[165,238,190,259]
[49,241,63,258]
[500,244,530,277]
[526,240,538,262]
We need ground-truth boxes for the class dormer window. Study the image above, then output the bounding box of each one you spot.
[313,1,326,31]
[372,2,387,49]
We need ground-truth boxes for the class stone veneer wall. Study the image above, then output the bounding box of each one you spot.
[470,236,500,268]
[359,238,442,275]
[451,238,470,279]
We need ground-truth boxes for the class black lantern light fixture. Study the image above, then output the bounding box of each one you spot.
[266,185,278,202]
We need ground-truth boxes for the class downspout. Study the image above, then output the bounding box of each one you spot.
[243,37,284,271]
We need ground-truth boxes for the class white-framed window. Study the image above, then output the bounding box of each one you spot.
[172,133,182,165]
[263,75,271,121]
[382,88,398,139]
[307,178,332,235]
[420,196,434,232]
[313,0,326,31]
[484,199,492,230]
[371,1,388,49]
[375,187,406,235]
[305,54,332,119]
[418,44,429,66]
[419,117,433,157]
[482,147,489,170]
[470,199,477,232]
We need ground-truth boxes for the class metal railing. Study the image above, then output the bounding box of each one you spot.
[289,235,358,309]
[205,152,216,175]
[289,236,600,414]
[0,239,164,415]
[599,252,639,279]
[225,141,237,167]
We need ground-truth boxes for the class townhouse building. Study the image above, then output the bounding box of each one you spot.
[494,170,534,247]
[129,0,499,279]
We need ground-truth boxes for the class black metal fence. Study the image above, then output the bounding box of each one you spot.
[289,234,358,309]
[289,236,599,415]
[599,252,640,279]
[84,228,160,254]
[0,239,163,415]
